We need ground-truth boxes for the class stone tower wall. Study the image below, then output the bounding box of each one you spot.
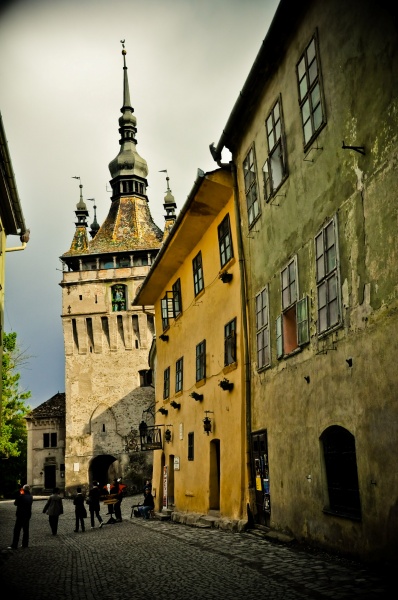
[61,267,155,495]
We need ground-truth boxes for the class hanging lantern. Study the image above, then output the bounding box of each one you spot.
[165,428,172,443]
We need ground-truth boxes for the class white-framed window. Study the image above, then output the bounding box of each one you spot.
[263,97,288,201]
[276,257,309,358]
[255,286,270,370]
[315,216,341,335]
[243,145,260,227]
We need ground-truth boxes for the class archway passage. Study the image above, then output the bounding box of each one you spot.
[89,455,117,488]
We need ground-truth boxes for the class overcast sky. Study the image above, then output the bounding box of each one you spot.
[0,0,279,408]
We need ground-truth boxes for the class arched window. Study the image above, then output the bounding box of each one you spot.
[111,285,127,312]
[321,426,361,519]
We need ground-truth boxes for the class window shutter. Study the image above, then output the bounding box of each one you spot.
[276,315,283,358]
[297,296,310,345]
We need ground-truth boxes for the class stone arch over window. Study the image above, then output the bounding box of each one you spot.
[320,425,361,519]
[111,284,127,312]
[90,404,117,435]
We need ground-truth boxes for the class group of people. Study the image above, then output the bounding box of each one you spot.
[10,478,152,548]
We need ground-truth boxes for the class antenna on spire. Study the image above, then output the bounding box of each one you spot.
[159,169,171,192]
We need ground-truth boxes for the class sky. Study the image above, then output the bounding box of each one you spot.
[0,0,280,408]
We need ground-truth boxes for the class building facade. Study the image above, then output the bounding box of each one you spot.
[135,168,249,525]
[25,392,66,494]
[0,112,29,428]
[211,0,398,562]
[60,46,163,494]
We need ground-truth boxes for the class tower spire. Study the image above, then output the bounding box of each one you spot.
[108,41,149,201]
[67,177,89,254]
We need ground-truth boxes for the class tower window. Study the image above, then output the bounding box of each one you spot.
[111,285,127,311]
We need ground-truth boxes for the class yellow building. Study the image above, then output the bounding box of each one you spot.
[135,168,249,528]
[0,111,29,428]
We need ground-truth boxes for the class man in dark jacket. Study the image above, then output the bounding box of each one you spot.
[9,484,33,549]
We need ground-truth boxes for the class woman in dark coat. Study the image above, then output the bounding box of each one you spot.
[88,482,103,529]
[73,487,86,532]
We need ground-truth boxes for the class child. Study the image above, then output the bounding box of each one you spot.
[73,487,86,532]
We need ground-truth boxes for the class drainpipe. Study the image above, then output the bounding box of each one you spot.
[5,242,27,252]
[211,149,253,521]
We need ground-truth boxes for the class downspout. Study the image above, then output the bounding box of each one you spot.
[5,242,27,252]
[211,148,253,524]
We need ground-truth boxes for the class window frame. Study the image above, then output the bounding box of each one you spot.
[163,366,170,400]
[315,216,341,336]
[256,286,270,370]
[263,96,288,201]
[192,251,204,296]
[276,257,310,358]
[188,432,194,461]
[172,278,182,318]
[175,357,183,393]
[195,340,206,382]
[111,284,127,312]
[296,31,326,150]
[218,214,234,268]
[243,145,260,227]
[224,318,237,366]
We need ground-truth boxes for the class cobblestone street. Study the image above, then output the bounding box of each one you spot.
[0,497,392,599]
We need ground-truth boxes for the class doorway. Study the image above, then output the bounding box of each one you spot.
[251,430,270,526]
[168,455,175,506]
[89,454,117,489]
[44,465,56,490]
[209,439,220,510]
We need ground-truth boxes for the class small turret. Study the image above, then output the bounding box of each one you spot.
[66,177,89,254]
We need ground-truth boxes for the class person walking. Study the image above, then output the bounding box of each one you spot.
[9,484,33,549]
[73,487,87,532]
[43,487,63,535]
[88,481,104,529]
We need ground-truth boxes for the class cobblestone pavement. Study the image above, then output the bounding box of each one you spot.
[0,497,392,600]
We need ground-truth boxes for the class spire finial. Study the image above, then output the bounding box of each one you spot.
[72,176,87,210]
[87,198,100,239]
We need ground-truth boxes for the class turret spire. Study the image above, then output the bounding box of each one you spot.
[67,177,89,254]
[108,41,149,201]
[87,198,100,239]
[160,170,177,241]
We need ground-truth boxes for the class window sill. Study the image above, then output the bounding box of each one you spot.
[223,362,237,375]
[317,321,343,340]
[195,378,206,388]
[248,213,261,231]
[220,256,236,272]
[322,507,361,522]
[194,288,205,301]
[174,390,183,398]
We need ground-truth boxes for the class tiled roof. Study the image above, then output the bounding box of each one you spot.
[27,392,65,419]
[87,196,163,253]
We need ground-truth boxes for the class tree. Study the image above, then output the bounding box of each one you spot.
[0,332,31,497]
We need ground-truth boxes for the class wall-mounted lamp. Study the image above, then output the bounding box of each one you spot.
[304,376,310,384]
[219,272,233,283]
[40,471,43,476]
[190,391,203,401]
[346,358,353,367]
[159,334,169,342]
[170,400,181,409]
[219,378,234,391]
[203,410,213,435]
[164,428,172,443]
[158,407,168,416]
[60,472,65,478]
